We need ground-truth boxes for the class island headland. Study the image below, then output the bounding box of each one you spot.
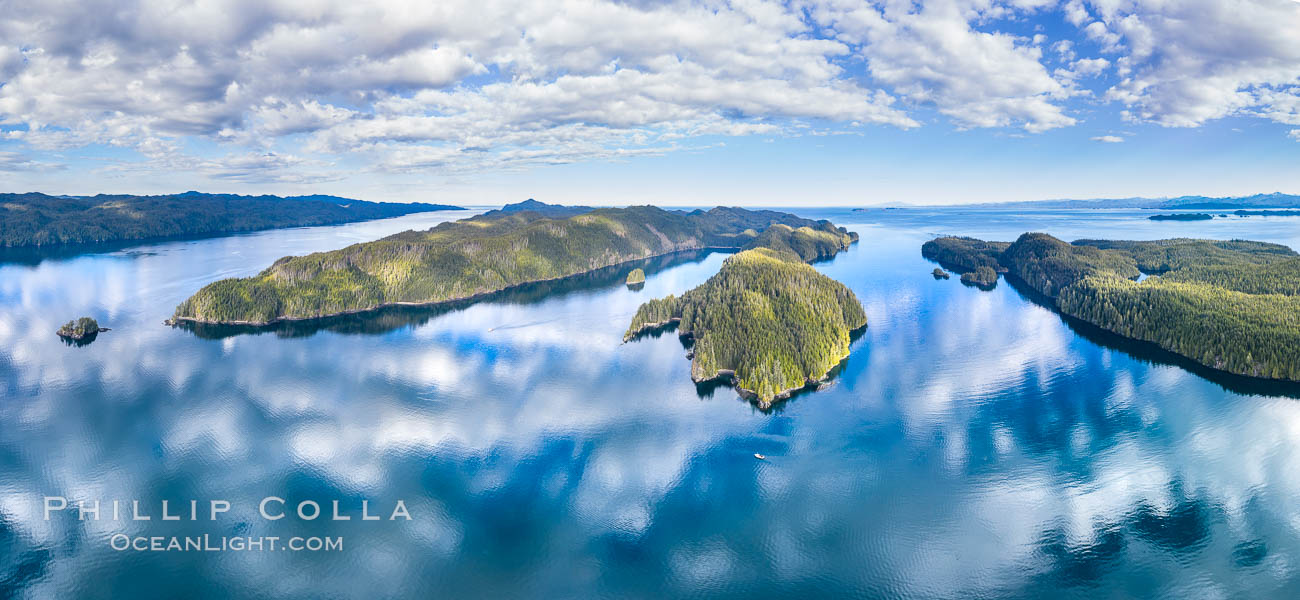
[923,233,1300,381]
[172,201,841,325]
[624,223,866,408]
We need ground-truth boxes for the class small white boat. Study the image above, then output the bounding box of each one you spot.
[753,453,766,460]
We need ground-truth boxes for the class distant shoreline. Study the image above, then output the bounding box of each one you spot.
[0,191,465,249]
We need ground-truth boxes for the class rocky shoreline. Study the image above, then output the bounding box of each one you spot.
[621,317,681,342]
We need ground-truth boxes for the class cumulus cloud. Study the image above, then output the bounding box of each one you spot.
[811,0,1078,132]
[1091,135,1124,142]
[0,151,63,172]
[1071,58,1110,77]
[0,0,1298,184]
[1063,0,1091,26]
[0,0,934,179]
[1082,21,1123,53]
[1079,0,1300,129]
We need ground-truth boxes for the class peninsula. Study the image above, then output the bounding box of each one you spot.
[172,202,836,325]
[624,223,865,407]
[923,234,1300,381]
[0,191,462,247]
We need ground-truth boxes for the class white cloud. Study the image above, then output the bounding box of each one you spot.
[0,0,933,179]
[1091,135,1124,142]
[1253,88,1300,126]
[1063,0,1091,26]
[1083,21,1122,53]
[811,0,1077,132]
[1289,129,1300,141]
[240,100,357,140]
[1071,57,1110,77]
[1052,40,1076,60]
[0,0,1298,183]
[0,151,63,171]
[1079,0,1300,129]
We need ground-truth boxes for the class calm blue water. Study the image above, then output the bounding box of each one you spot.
[5,207,1300,598]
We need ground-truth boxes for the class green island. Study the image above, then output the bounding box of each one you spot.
[921,236,1009,272]
[624,224,865,408]
[626,268,646,285]
[923,233,1300,380]
[1235,210,1300,217]
[0,191,462,247]
[960,266,998,288]
[932,267,950,279]
[172,201,840,325]
[1148,213,1214,221]
[57,317,105,341]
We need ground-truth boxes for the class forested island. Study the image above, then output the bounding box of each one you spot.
[960,266,998,288]
[1149,213,1214,221]
[920,237,1008,272]
[624,224,865,408]
[626,268,646,285]
[923,234,1300,381]
[0,191,462,247]
[172,201,844,325]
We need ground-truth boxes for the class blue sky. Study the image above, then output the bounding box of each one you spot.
[1,0,1298,206]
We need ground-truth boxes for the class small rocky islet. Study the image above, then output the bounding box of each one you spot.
[57,317,107,343]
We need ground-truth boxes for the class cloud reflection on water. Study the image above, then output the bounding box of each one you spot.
[3,210,1300,596]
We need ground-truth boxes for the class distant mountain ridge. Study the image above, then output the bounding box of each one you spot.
[474,198,595,220]
[0,191,464,247]
[174,190,453,208]
[983,192,1300,210]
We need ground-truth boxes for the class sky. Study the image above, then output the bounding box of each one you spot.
[1,0,1299,206]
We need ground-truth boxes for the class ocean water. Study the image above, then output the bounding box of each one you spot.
[4,207,1300,598]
